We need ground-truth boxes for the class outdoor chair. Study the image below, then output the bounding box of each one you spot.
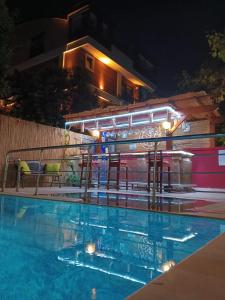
[147,151,171,193]
[79,154,100,188]
[15,160,62,188]
[107,153,128,190]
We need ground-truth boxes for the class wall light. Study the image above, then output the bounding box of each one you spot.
[92,129,100,139]
[99,57,111,64]
[162,121,171,130]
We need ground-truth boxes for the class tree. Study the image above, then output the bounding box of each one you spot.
[0,0,14,98]
[69,66,98,113]
[178,32,225,103]
[208,32,225,63]
[10,64,98,127]
[178,31,225,145]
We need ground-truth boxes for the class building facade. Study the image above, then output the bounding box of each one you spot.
[12,3,155,106]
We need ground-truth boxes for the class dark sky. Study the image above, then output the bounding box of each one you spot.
[7,0,225,96]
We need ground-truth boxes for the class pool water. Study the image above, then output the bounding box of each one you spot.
[0,195,225,300]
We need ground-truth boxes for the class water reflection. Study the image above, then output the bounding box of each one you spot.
[0,195,224,299]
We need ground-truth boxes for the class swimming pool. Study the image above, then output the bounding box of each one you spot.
[0,195,225,300]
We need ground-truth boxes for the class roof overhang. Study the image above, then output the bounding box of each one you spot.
[65,104,184,133]
[64,91,222,133]
[62,36,155,90]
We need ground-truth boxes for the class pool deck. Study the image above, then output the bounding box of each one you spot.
[1,186,225,300]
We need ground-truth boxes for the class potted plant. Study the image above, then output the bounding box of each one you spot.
[65,159,80,186]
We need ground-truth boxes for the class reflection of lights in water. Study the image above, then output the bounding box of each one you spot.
[74,233,78,243]
[57,256,146,285]
[137,236,154,260]
[86,243,96,255]
[163,233,197,243]
[156,247,163,262]
[161,260,176,272]
[91,288,96,300]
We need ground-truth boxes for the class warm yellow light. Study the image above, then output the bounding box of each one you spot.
[91,288,96,300]
[99,84,104,90]
[162,121,171,130]
[92,130,100,138]
[85,243,96,255]
[99,57,111,64]
[161,260,176,272]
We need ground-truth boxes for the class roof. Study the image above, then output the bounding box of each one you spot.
[64,91,222,123]
[63,36,155,91]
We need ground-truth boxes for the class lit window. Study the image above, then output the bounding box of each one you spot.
[85,53,95,72]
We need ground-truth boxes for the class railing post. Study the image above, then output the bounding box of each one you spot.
[2,154,9,192]
[16,159,21,192]
[84,146,91,202]
[34,149,43,196]
[151,142,158,208]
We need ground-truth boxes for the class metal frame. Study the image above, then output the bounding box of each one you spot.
[2,133,225,204]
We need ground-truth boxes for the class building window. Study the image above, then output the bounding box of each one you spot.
[85,53,95,72]
[30,32,45,58]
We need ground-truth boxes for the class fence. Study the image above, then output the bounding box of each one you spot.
[1,132,225,210]
[0,114,93,186]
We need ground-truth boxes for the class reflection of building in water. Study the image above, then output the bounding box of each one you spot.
[0,195,222,285]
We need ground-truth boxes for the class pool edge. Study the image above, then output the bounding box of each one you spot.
[128,231,225,300]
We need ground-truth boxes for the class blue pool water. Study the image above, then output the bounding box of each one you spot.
[0,195,225,300]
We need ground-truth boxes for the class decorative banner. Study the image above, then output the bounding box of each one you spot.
[138,125,165,150]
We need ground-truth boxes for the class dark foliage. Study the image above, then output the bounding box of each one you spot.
[0,0,14,98]
[10,64,98,127]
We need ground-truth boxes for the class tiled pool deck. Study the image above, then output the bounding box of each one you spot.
[1,187,225,300]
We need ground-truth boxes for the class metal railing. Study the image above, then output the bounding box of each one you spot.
[2,132,225,209]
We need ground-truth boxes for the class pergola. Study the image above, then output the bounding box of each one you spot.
[64,91,221,137]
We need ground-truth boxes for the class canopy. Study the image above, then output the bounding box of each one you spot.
[65,105,184,133]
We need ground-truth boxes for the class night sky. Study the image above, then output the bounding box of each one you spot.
[7,0,225,96]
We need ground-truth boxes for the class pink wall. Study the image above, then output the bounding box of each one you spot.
[186,147,225,188]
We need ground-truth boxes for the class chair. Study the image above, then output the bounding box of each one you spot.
[79,154,100,188]
[107,153,128,190]
[15,160,61,188]
[147,151,171,193]
[147,151,162,193]
[44,162,62,187]
[15,160,41,188]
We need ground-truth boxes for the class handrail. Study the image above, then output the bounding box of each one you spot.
[5,133,225,155]
[2,132,225,198]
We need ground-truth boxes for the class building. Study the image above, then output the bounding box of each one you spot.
[11,3,155,106]
[64,90,225,189]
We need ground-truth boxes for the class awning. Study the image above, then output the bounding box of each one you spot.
[65,105,184,133]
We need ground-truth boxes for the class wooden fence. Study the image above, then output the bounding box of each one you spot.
[0,114,93,187]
